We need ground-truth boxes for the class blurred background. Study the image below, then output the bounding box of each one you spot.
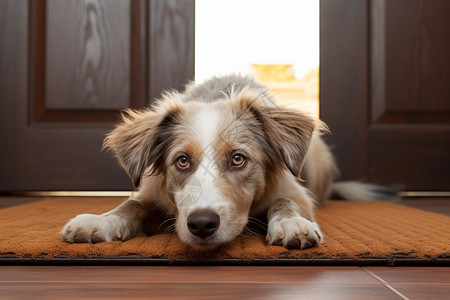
[196,0,319,117]
[0,0,449,194]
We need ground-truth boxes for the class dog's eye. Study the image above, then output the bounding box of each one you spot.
[231,154,246,167]
[176,156,190,169]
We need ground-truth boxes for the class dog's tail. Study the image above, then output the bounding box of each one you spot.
[330,181,399,202]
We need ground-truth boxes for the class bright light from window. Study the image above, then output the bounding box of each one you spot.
[195,0,320,117]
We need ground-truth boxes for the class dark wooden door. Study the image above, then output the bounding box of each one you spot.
[0,0,194,191]
[320,0,450,191]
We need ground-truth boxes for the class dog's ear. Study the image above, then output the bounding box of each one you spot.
[260,105,317,177]
[234,90,319,177]
[103,93,183,188]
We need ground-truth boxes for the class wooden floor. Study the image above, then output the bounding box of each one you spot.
[0,266,449,299]
[1,197,449,299]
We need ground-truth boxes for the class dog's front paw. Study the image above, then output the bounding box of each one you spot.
[61,214,129,243]
[267,217,323,249]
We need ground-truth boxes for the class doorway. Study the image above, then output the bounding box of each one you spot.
[195,0,320,118]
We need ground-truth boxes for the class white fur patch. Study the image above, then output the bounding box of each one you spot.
[174,152,232,246]
[192,105,221,148]
[174,148,225,212]
[174,106,239,245]
[174,105,224,210]
[61,214,129,243]
[179,105,227,211]
[267,216,322,249]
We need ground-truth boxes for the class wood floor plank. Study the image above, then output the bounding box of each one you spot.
[364,267,450,284]
[0,266,380,284]
[392,284,450,300]
[0,282,400,300]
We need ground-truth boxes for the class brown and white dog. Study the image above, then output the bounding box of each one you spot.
[61,75,395,250]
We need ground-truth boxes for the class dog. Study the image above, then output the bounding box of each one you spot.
[61,74,396,250]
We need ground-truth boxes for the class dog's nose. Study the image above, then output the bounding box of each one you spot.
[187,209,220,238]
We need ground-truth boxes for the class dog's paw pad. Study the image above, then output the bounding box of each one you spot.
[61,214,128,243]
[267,217,323,249]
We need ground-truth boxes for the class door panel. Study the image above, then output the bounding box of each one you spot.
[371,0,450,121]
[0,0,194,191]
[320,0,369,183]
[0,0,29,191]
[45,0,131,110]
[149,0,195,101]
[30,0,145,124]
[369,128,450,190]
[321,0,450,190]
[382,0,450,113]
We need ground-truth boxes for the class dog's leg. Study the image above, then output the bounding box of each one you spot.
[266,198,322,249]
[61,198,148,243]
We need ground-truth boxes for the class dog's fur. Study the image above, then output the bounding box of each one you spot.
[61,75,395,250]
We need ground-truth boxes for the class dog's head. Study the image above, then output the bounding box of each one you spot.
[104,87,318,249]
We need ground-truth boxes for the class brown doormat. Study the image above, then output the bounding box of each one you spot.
[1,197,449,266]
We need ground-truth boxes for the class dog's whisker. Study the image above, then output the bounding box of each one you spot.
[240,226,261,237]
[158,218,176,230]
[163,224,177,234]
[248,217,267,226]
[239,232,257,238]
[246,217,267,231]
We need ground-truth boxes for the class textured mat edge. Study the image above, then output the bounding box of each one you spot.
[1,255,449,266]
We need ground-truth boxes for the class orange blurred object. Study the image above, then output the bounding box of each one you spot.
[250,64,296,82]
